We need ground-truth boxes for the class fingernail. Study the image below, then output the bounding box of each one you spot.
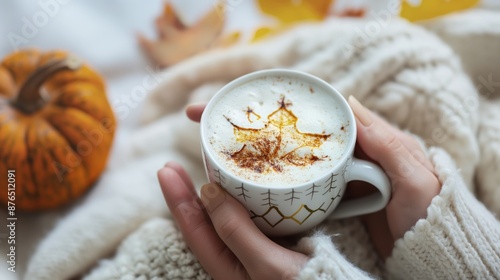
[186,102,200,107]
[157,166,172,176]
[186,103,206,111]
[348,96,373,126]
[201,183,226,213]
[164,161,175,168]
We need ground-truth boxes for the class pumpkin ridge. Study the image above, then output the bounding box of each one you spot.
[46,77,102,97]
[43,141,74,201]
[3,51,42,87]
[0,111,10,130]
[52,96,112,126]
[50,80,111,118]
[45,107,111,182]
[0,115,20,161]
[2,127,17,164]
[2,65,18,91]
[46,104,113,141]
[39,117,91,182]
[23,122,40,199]
[0,67,16,98]
[26,119,87,206]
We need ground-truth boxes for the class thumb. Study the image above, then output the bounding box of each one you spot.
[200,184,281,266]
[201,183,307,278]
[347,96,425,189]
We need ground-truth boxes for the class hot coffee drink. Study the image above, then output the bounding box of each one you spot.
[205,75,351,186]
[201,70,390,236]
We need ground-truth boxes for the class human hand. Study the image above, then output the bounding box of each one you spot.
[158,162,308,280]
[347,96,440,258]
[187,97,441,260]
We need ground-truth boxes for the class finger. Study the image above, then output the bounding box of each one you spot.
[164,162,196,194]
[369,112,435,173]
[200,183,307,277]
[158,168,246,280]
[348,96,433,188]
[186,103,206,122]
[348,96,440,237]
[353,114,434,174]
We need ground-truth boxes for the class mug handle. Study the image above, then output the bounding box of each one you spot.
[330,158,391,219]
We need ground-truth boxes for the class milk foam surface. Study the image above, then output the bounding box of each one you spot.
[206,75,350,187]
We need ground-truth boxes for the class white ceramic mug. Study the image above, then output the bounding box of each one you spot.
[200,69,391,236]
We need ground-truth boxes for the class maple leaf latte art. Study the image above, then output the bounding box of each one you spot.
[205,75,351,186]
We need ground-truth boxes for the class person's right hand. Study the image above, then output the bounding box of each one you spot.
[346,96,441,258]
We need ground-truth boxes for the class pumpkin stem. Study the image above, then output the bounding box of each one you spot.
[12,55,83,114]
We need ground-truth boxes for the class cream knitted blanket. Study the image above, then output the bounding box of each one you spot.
[4,9,499,280]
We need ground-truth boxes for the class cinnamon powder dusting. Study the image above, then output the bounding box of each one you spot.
[225,96,330,174]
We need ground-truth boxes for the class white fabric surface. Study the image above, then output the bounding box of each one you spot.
[1,2,499,279]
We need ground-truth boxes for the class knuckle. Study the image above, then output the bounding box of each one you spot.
[215,215,241,241]
[384,133,403,151]
[403,133,421,148]
[376,126,403,153]
[174,199,204,225]
[400,168,439,197]
[395,158,416,178]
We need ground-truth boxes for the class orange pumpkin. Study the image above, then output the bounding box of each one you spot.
[0,49,116,211]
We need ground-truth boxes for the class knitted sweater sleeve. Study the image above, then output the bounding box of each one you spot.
[294,233,377,280]
[295,147,500,280]
[385,147,500,279]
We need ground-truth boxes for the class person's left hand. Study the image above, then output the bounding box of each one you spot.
[158,161,308,280]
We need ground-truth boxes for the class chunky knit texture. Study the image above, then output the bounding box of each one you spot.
[384,148,500,280]
[84,218,210,280]
[19,9,500,280]
[294,148,500,280]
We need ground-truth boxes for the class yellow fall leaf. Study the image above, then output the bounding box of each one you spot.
[257,0,333,23]
[250,0,334,42]
[401,0,480,21]
[251,26,283,42]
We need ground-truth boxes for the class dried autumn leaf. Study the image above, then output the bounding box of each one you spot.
[401,0,480,21]
[138,3,226,67]
[226,96,330,174]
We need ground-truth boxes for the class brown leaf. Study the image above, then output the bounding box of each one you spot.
[138,3,226,68]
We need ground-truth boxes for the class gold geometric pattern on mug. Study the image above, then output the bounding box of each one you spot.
[250,197,338,227]
[235,183,251,201]
[323,173,339,195]
[261,189,278,207]
[284,188,301,205]
[305,183,320,200]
